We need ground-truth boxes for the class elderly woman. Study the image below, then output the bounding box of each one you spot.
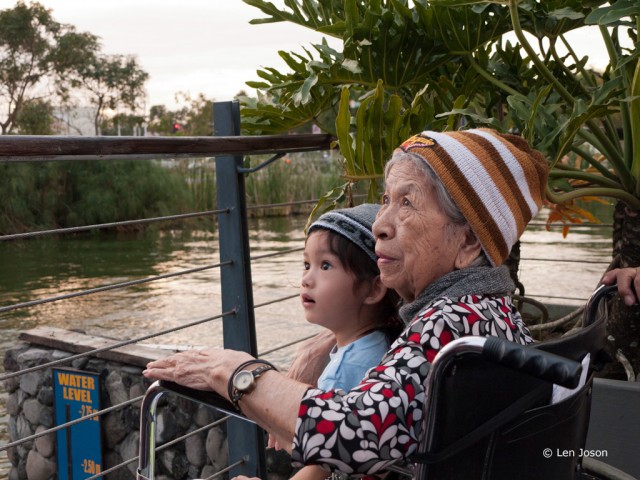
[144,128,639,475]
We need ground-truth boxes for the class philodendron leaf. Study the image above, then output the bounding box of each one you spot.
[336,87,356,174]
[585,0,640,25]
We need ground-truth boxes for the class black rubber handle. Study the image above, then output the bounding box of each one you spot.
[482,337,583,389]
[158,380,247,419]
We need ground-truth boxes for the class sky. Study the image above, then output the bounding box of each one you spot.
[0,0,338,110]
[0,0,621,112]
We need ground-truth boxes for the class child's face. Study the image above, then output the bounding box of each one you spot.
[301,231,369,332]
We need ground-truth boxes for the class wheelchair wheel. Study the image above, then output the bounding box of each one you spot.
[580,458,638,480]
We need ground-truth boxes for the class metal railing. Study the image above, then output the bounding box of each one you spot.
[0,100,334,479]
[0,100,614,479]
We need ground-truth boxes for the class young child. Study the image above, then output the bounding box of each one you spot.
[293,203,403,480]
[301,203,402,391]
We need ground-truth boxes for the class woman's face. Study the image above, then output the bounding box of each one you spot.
[373,161,476,302]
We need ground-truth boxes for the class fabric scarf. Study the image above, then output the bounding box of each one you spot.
[399,265,515,324]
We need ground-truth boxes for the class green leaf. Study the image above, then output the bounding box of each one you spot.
[585,1,640,25]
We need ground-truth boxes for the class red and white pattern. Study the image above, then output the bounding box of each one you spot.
[291,293,533,475]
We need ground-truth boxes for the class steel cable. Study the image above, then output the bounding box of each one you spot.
[0,261,231,314]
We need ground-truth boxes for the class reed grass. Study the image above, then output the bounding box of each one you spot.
[0,153,347,234]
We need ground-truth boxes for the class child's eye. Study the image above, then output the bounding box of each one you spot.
[321,261,332,271]
[303,262,310,270]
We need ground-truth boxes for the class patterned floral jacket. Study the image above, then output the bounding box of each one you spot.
[291,292,534,475]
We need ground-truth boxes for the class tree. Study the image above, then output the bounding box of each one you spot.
[240,0,640,378]
[148,92,214,136]
[72,54,149,135]
[15,98,54,134]
[0,1,98,134]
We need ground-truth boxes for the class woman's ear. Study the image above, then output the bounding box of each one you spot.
[454,228,482,269]
[363,275,388,305]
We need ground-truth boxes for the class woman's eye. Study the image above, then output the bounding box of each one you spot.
[381,194,390,205]
[321,261,332,271]
[402,197,411,207]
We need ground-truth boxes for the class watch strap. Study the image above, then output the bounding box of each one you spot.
[228,359,277,411]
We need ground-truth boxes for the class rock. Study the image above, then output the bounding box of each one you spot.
[6,393,20,416]
[156,410,178,445]
[20,371,44,396]
[38,407,54,428]
[37,386,54,406]
[25,450,56,480]
[187,465,200,479]
[200,464,219,479]
[185,430,206,467]
[6,445,19,466]
[193,404,217,427]
[129,383,145,401]
[104,412,128,448]
[34,426,55,458]
[103,450,130,480]
[3,343,30,370]
[71,357,89,370]
[17,349,50,366]
[51,349,72,362]
[22,398,43,425]
[105,371,129,406]
[17,415,34,441]
[4,376,21,394]
[8,416,18,440]
[205,427,228,466]
[160,449,189,479]
[118,431,140,478]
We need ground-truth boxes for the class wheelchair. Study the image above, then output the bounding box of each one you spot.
[137,284,637,480]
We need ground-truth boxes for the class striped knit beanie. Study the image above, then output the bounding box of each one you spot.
[308,203,380,263]
[397,128,548,266]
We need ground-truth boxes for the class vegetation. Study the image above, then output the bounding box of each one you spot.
[148,93,215,136]
[245,151,345,215]
[68,54,149,135]
[0,1,148,135]
[240,0,640,377]
[0,161,191,234]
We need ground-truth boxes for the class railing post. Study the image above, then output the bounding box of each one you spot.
[213,101,267,478]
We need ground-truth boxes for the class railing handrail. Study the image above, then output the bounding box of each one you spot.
[0,133,335,161]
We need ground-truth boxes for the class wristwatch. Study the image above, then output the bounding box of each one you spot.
[231,363,275,409]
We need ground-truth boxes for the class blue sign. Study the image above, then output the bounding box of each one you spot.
[53,368,102,479]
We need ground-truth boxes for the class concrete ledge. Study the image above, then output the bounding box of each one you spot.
[18,326,175,367]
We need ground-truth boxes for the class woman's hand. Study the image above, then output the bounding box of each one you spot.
[143,348,254,397]
[601,267,640,306]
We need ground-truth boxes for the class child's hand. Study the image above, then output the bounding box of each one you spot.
[267,433,282,450]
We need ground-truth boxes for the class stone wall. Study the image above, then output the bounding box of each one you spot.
[3,334,233,480]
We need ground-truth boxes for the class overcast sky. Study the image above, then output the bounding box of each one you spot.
[0,0,620,112]
[0,0,336,109]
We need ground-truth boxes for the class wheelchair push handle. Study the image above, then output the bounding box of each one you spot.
[482,337,582,389]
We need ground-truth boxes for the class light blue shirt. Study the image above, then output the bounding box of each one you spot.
[317,330,389,391]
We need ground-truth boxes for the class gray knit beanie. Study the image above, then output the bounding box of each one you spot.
[307,203,380,263]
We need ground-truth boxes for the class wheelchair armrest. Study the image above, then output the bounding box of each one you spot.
[482,337,582,389]
[156,380,250,420]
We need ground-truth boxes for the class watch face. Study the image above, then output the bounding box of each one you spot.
[234,370,254,391]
